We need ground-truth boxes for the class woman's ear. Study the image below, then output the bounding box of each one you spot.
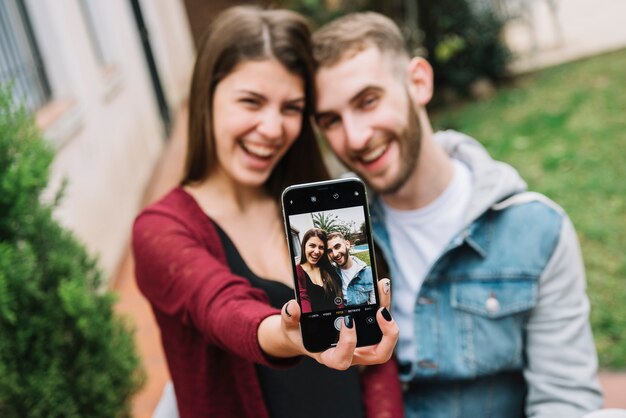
[407,57,434,106]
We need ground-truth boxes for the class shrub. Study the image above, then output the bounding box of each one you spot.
[278,0,511,98]
[417,0,511,96]
[0,85,144,417]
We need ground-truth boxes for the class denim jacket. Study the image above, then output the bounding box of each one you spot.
[339,256,375,305]
[370,131,602,418]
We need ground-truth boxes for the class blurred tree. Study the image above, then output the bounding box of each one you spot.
[0,85,144,418]
[277,0,510,98]
[418,0,511,97]
[312,212,353,240]
[277,0,352,27]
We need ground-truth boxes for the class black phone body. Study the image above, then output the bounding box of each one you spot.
[282,178,382,352]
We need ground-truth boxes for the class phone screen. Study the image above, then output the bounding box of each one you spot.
[282,178,382,352]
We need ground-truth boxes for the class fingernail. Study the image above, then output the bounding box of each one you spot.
[284,302,292,318]
[383,280,390,295]
[344,315,354,329]
[381,307,392,322]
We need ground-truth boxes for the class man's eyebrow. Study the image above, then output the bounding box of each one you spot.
[315,110,335,121]
[349,85,382,106]
[316,85,383,119]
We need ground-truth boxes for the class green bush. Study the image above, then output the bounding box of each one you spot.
[278,0,511,98]
[0,85,143,417]
[278,0,349,27]
[418,0,511,96]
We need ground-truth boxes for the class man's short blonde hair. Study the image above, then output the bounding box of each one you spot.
[312,12,409,69]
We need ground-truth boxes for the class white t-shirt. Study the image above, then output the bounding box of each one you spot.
[340,257,361,297]
[383,159,472,363]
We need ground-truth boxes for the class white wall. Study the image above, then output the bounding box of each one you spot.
[501,0,626,72]
[139,0,195,109]
[26,0,194,279]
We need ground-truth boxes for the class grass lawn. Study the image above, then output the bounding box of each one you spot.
[431,48,626,369]
[353,250,371,266]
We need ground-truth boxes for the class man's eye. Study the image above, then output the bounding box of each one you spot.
[319,116,339,130]
[360,95,379,108]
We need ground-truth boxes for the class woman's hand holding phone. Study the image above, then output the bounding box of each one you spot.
[261,178,398,366]
[260,278,397,370]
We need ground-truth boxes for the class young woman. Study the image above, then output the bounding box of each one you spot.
[297,228,344,312]
[132,6,401,418]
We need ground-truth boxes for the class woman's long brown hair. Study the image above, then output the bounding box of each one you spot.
[182,6,330,200]
[299,228,343,301]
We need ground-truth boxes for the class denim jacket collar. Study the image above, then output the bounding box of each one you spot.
[369,130,527,269]
[434,130,527,224]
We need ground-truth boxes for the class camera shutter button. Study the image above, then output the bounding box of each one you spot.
[333,316,344,331]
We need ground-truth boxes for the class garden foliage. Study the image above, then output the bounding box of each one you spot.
[418,0,510,96]
[279,0,511,97]
[0,86,143,417]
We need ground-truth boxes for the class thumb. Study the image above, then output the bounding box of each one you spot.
[377,278,391,310]
[282,299,301,329]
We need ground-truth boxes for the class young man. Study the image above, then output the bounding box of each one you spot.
[326,232,375,306]
[313,12,603,418]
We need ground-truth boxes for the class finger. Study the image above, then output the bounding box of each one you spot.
[372,307,398,361]
[320,315,357,370]
[281,299,301,329]
[353,307,398,365]
[377,278,391,309]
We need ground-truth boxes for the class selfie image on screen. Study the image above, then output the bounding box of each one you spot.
[289,207,375,314]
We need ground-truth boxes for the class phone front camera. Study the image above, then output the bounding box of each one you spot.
[333,193,339,199]
[310,196,317,202]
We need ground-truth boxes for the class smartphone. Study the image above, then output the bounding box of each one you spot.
[282,178,382,352]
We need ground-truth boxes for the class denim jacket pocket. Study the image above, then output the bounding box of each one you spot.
[451,279,537,375]
[349,281,373,304]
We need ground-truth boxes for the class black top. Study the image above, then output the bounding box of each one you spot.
[214,223,363,418]
[299,267,341,311]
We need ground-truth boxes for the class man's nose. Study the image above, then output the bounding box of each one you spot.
[342,113,371,151]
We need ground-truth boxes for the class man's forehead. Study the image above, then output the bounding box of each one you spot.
[327,237,344,246]
[316,47,383,81]
[315,47,394,111]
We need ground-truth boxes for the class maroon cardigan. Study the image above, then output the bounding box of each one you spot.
[132,187,404,418]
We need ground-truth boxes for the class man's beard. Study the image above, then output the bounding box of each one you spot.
[359,96,422,195]
[336,247,349,267]
[379,98,421,195]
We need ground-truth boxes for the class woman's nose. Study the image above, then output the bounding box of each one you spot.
[257,109,282,139]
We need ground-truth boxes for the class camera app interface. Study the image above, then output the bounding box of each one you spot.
[288,206,376,314]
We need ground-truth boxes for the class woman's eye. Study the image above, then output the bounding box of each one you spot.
[239,98,261,107]
[284,104,304,115]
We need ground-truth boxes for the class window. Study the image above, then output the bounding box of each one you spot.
[0,0,51,112]
[78,0,114,67]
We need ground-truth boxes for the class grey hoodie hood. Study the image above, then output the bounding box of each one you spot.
[434,130,527,224]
